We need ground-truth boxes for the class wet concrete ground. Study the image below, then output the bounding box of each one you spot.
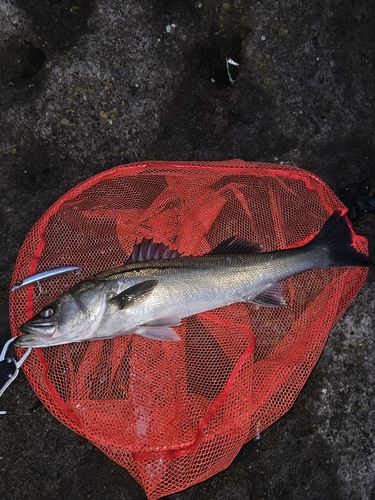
[1,1,374,498]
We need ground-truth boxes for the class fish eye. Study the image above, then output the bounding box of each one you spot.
[41,307,55,318]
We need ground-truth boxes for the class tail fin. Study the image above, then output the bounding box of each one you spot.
[309,211,373,268]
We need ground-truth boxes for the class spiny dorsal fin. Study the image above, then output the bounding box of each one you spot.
[109,280,158,310]
[210,236,262,255]
[126,239,183,263]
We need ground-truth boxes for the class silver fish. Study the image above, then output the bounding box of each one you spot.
[15,212,372,348]
[12,267,81,292]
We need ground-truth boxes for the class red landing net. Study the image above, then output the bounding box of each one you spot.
[9,160,369,499]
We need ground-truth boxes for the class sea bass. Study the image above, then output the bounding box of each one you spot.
[15,211,372,348]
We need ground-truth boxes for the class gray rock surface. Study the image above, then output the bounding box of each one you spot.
[0,1,374,499]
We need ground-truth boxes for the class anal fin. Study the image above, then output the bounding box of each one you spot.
[248,282,287,307]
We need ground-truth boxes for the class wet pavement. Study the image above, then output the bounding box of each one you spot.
[1,1,374,499]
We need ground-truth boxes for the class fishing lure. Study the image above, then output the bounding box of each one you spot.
[12,266,81,294]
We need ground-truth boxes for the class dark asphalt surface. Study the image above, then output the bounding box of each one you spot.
[1,1,374,499]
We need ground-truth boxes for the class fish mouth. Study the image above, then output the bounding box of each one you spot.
[15,322,56,348]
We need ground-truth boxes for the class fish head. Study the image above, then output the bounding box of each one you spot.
[15,280,108,348]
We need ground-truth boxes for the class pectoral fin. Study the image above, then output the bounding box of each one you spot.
[109,280,158,309]
[248,282,287,307]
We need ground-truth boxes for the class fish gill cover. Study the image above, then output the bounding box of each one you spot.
[9,160,369,499]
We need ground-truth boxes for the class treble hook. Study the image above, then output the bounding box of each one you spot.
[0,337,32,415]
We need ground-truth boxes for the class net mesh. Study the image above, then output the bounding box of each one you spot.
[9,160,369,499]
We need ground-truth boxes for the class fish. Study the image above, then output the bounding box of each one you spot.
[14,211,372,348]
[12,267,81,292]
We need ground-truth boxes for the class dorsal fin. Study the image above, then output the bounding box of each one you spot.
[210,236,262,255]
[126,239,183,263]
